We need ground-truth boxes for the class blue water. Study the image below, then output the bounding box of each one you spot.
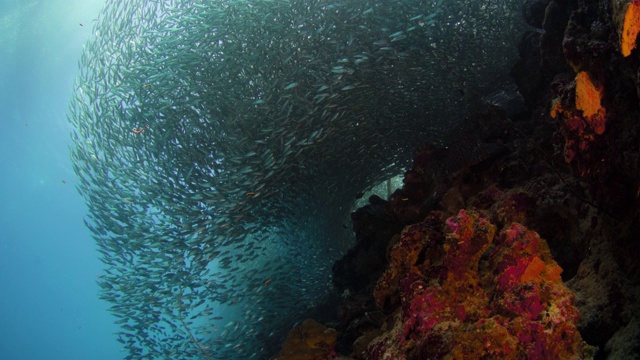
[0,1,123,358]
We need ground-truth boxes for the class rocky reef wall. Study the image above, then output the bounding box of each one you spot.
[275,0,640,358]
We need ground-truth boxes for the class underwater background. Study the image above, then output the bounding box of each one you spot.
[3,0,640,359]
[0,0,121,359]
[64,0,524,358]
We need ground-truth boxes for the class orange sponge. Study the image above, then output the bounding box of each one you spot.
[575,71,606,134]
[621,1,640,57]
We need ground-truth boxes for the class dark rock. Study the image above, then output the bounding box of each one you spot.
[330,1,640,358]
[542,1,572,71]
[333,199,403,294]
[512,31,544,106]
[562,6,614,73]
[523,0,552,28]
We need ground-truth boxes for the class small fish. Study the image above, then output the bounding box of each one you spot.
[284,82,298,90]
[354,58,368,65]
[68,0,522,358]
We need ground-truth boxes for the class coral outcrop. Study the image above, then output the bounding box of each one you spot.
[363,210,591,359]
[550,69,607,172]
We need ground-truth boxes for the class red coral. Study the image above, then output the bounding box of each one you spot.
[403,287,444,337]
[550,71,608,176]
[366,210,591,359]
[444,209,496,280]
[373,213,445,312]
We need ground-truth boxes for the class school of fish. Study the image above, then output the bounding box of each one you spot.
[67,0,524,358]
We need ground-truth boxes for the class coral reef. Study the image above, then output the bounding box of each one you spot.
[552,0,640,215]
[275,0,640,358]
[363,210,591,359]
[550,70,607,171]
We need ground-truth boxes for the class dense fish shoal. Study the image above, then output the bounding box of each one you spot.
[68,0,525,358]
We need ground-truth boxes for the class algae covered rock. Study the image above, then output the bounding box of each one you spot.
[274,319,339,360]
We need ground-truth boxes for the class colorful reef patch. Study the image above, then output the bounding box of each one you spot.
[365,210,592,360]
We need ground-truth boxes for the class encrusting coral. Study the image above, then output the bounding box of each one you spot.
[363,210,593,360]
[617,0,640,57]
[574,71,606,135]
[550,70,607,167]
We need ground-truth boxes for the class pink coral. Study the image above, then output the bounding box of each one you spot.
[365,210,591,359]
[444,209,496,280]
